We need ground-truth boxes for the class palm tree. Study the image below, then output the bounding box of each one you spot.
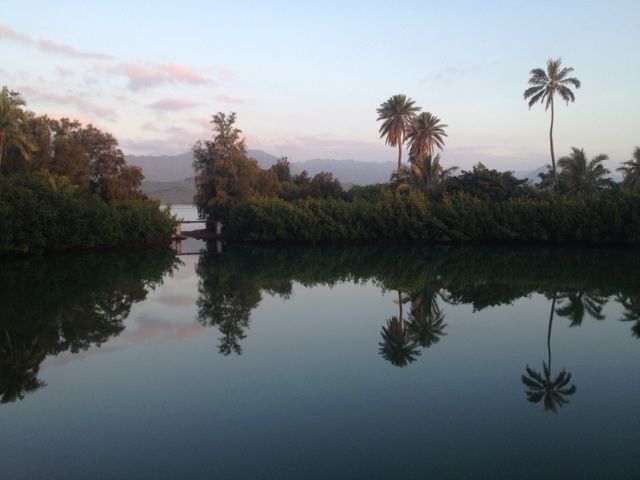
[524,59,581,189]
[406,153,458,198]
[557,147,611,193]
[0,86,35,172]
[376,94,421,170]
[407,111,448,158]
[618,146,640,191]
[521,291,577,412]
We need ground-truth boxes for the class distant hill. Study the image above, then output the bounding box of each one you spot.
[290,159,394,185]
[129,150,395,203]
[127,149,280,182]
[141,178,195,205]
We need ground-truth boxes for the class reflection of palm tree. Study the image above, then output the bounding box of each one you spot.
[617,294,640,338]
[521,292,577,412]
[556,290,606,327]
[379,291,420,367]
[407,286,447,347]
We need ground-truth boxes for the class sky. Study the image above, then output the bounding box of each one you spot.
[1,0,639,171]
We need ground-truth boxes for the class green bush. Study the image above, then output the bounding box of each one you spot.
[0,173,176,254]
[228,190,640,245]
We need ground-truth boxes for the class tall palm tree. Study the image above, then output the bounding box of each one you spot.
[618,146,640,191]
[521,291,577,412]
[557,147,611,193]
[0,87,35,172]
[407,111,448,158]
[406,153,458,198]
[376,94,421,170]
[524,59,581,189]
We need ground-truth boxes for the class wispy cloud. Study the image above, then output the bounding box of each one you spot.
[148,98,201,111]
[0,22,113,60]
[216,66,235,79]
[112,62,213,90]
[18,85,117,121]
[214,94,244,104]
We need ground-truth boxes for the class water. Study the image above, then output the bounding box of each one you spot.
[1,245,639,479]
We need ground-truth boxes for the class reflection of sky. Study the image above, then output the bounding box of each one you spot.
[4,256,640,479]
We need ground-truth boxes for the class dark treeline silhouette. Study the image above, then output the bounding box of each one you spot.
[0,249,179,403]
[195,245,640,358]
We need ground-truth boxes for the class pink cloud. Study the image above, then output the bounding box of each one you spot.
[0,22,112,60]
[113,62,212,90]
[216,66,235,79]
[148,98,201,111]
[214,94,244,104]
[19,85,118,121]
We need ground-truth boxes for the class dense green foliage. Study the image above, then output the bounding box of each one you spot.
[0,87,175,253]
[0,173,175,253]
[228,189,640,244]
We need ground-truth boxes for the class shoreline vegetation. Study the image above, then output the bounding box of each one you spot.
[0,87,175,254]
[3,55,640,253]
[191,60,640,246]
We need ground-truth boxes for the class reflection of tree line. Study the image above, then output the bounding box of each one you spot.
[196,245,640,411]
[0,250,179,403]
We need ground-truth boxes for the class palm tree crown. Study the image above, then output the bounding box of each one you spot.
[557,147,611,193]
[618,146,640,190]
[407,111,448,158]
[376,94,421,170]
[405,153,457,198]
[0,86,35,172]
[523,58,581,189]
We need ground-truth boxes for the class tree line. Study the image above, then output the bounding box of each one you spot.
[0,87,175,253]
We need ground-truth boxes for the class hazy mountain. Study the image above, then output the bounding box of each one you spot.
[514,165,548,184]
[290,159,394,185]
[127,150,393,185]
[127,149,280,182]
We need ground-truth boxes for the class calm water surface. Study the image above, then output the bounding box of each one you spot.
[1,243,639,479]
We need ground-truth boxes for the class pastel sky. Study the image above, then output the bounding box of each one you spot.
[2,0,638,170]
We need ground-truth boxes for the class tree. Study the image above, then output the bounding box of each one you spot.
[193,112,259,227]
[407,111,448,158]
[269,157,292,183]
[618,146,640,191]
[376,94,421,170]
[557,147,611,194]
[524,59,581,189]
[446,163,526,201]
[405,153,457,199]
[0,86,35,173]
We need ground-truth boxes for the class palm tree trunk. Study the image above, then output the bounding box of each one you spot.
[549,98,557,190]
[0,131,4,172]
[547,291,557,369]
[398,290,403,326]
[397,141,402,171]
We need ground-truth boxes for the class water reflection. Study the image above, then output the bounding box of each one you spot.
[195,245,640,361]
[0,250,180,403]
[522,292,577,412]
